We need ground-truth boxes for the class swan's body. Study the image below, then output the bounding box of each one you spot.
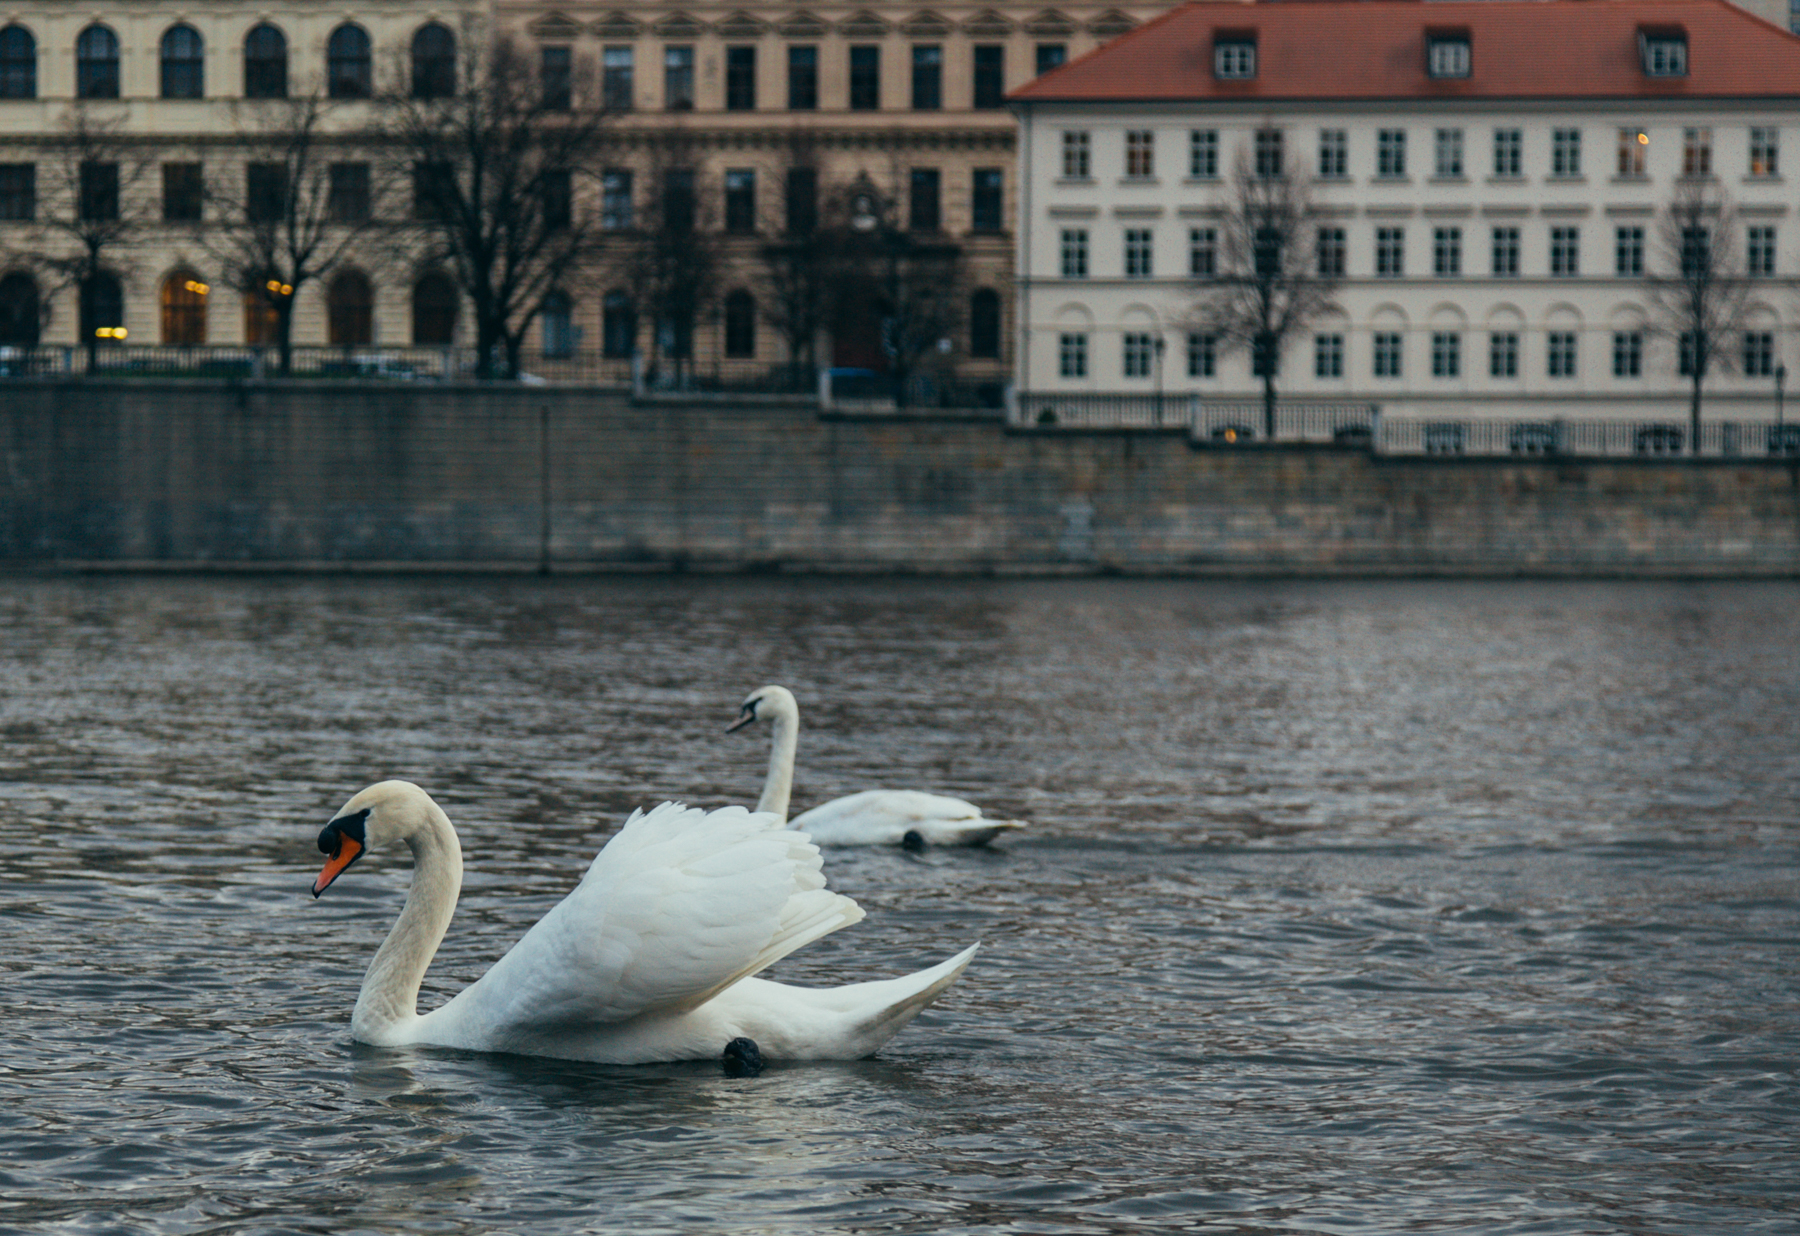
[728,686,1027,847]
[310,781,977,1064]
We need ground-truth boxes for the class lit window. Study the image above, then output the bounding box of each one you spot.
[1125,130,1154,179]
[1618,127,1648,177]
[1750,127,1779,177]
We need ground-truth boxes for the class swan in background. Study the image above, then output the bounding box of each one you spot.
[310,780,978,1064]
[727,685,1028,847]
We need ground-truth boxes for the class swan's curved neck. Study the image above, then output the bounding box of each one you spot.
[757,708,798,823]
[351,803,462,1044]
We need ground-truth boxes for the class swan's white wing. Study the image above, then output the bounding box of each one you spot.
[427,803,862,1049]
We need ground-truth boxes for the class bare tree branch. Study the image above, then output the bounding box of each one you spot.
[1645,177,1752,450]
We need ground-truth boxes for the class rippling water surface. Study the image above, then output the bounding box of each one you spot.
[2,575,1797,1235]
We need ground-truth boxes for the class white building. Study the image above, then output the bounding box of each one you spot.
[1008,0,1800,428]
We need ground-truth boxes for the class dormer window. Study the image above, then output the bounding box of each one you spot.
[1213,34,1256,79]
[1640,27,1687,76]
[1427,34,1470,79]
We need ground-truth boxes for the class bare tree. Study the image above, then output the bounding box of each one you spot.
[755,144,842,391]
[1646,177,1752,452]
[9,107,154,369]
[614,138,721,388]
[378,29,612,379]
[201,93,386,373]
[1188,149,1340,438]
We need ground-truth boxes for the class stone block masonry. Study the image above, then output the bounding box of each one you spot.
[1,381,1796,576]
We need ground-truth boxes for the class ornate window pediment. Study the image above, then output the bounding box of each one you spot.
[529,12,583,40]
[777,10,831,38]
[1089,10,1137,38]
[593,12,642,39]
[716,10,769,38]
[900,10,954,38]
[838,9,890,37]
[1024,9,1076,37]
[653,11,708,38]
[963,8,1014,36]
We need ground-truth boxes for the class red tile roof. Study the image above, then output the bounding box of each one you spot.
[1009,0,1800,103]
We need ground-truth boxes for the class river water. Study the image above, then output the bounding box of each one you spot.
[1,576,1796,1235]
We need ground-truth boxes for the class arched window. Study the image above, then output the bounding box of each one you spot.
[76,25,119,100]
[80,272,124,342]
[327,24,372,99]
[328,271,373,345]
[602,292,635,358]
[411,24,456,99]
[723,290,755,358]
[541,291,573,358]
[969,288,1001,359]
[243,24,287,98]
[412,272,458,345]
[161,24,205,99]
[161,272,209,344]
[0,272,40,346]
[243,290,278,345]
[0,24,35,100]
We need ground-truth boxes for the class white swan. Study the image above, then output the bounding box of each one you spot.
[310,780,978,1064]
[727,685,1028,847]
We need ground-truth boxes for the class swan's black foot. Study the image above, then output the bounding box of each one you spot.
[722,1037,764,1078]
[901,829,927,853]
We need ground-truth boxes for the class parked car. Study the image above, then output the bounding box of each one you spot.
[1209,423,1256,444]
[1422,422,1465,455]
[1768,424,1800,457]
[1509,422,1558,455]
[1634,425,1685,455]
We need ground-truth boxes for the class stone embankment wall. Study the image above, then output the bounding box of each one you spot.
[2,381,1796,575]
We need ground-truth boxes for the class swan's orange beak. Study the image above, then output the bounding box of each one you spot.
[313,834,364,898]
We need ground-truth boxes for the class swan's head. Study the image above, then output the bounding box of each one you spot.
[726,685,798,734]
[312,780,433,898]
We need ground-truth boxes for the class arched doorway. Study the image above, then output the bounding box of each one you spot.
[161,271,207,344]
[328,270,373,345]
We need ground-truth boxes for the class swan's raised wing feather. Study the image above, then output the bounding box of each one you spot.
[431,803,862,1048]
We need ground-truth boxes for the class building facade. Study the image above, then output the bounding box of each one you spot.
[1010,0,1800,423]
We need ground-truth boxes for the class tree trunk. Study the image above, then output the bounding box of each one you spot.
[1690,373,1703,455]
[1262,371,1277,440]
[277,301,294,375]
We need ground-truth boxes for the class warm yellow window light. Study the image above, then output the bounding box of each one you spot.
[184,280,209,296]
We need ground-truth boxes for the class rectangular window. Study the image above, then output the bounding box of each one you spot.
[1643,35,1687,77]
[1122,332,1155,378]
[1255,128,1283,179]
[1546,331,1577,378]
[1124,228,1153,278]
[541,168,572,231]
[1431,331,1461,378]
[1619,127,1648,176]
[664,46,694,110]
[849,45,880,109]
[1062,131,1090,180]
[602,169,633,229]
[1750,126,1780,177]
[1493,128,1522,177]
[0,163,34,220]
[413,160,453,220]
[911,45,942,110]
[908,168,940,231]
[541,46,571,110]
[1254,226,1282,277]
[1377,129,1407,178]
[1615,225,1645,275]
[1036,44,1066,76]
[1552,128,1582,176]
[1613,330,1643,377]
[1214,39,1255,79]
[973,44,1004,109]
[1434,128,1464,178]
[1428,37,1471,79]
[603,47,634,110]
[1189,226,1216,277]
[1679,330,1700,377]
[1373,331,1402,378]
[971,167,1003,232]
[1187,331,1216,378]
[1318,129,1347,179]
[663,167,695,234]
[785,166,816,234]
[80,161,120,222]
[1061,228,1088,278]
[1433,226,1462,277]
[1550,226,1580,276]
[1748,225,1777,276]
[1190,129,1219,179]
[1490,331,1520,378]
[1125,130,1154,179]
[1681,226,1710,276]
[1059,332,1087,377]
[245,162,286,224]
[1491,226,1520,277]
[1316,226,1345,277]
[1376,226,1404,277]
[1744,330,1776,376]
[724,168,756,233]
[1315,333,1344,378]
[726,46,756,110]
[1683,126,1712,177]
[787,46,817,110]
[163,162,202,222]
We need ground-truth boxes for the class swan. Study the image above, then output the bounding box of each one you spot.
[309,780,978,1064]
[727,685,1028,847]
